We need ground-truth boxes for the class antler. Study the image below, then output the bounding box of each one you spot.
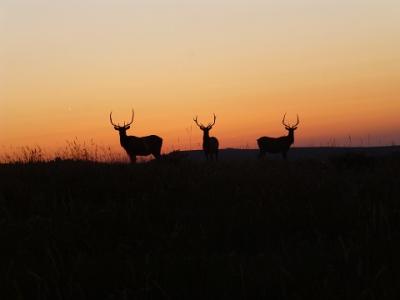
[194,114,216,130]
[282,113,299,128]
[207,113,216,129]
[293,114,300,127]
[110,109,134,128]
[282,113,289,127]
[110,111,118,127]
[125,109,134,127]
[193,116,204,129]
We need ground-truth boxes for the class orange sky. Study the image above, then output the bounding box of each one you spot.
[1,0,400,157]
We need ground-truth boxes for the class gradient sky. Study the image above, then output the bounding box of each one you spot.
[1,0,400,156]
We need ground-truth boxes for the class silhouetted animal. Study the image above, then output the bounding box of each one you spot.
[193,114,219,160]
[257,113,299,159]
[110,109,162,163]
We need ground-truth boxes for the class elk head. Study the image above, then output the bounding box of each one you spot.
[282,113,299,135]
[109,109,134,135]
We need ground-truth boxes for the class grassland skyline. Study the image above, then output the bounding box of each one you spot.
[1,0,400,154]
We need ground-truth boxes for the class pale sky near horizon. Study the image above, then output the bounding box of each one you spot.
[1,0,400,156]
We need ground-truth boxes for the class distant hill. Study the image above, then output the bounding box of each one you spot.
[177,146,400,161]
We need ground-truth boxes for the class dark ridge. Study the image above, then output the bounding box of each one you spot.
[1,147,400,299]
[179,145,400,161]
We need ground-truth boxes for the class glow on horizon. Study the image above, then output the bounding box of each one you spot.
[1,0,400,156]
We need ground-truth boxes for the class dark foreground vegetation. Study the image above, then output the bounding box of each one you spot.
[1,153,400,299]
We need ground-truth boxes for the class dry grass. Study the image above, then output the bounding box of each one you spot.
[0,139,129,164]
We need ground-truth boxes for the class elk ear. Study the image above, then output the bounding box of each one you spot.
[293,126,298,130]
[126,126,130,130]
[114,126,119,130]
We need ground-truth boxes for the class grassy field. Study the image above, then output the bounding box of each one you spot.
[1,153,400,299]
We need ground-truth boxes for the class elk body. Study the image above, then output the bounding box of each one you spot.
[193,114,219,160]
[257,114,299,159]
[110,110,163,163]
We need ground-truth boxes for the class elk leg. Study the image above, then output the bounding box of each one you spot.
[154,142,163,160]
[129,155,137,163]
[282,152,287,160]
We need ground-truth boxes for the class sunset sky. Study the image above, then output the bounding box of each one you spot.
[1,0,400,156]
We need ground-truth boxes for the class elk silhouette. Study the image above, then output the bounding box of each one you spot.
[110,109,163,163]
[193,113,219,160]
[257,113,299,159]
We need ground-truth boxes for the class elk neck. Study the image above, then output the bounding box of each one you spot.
[202,130,210,143]
[287,129,295,144]
[118,130,128,146]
